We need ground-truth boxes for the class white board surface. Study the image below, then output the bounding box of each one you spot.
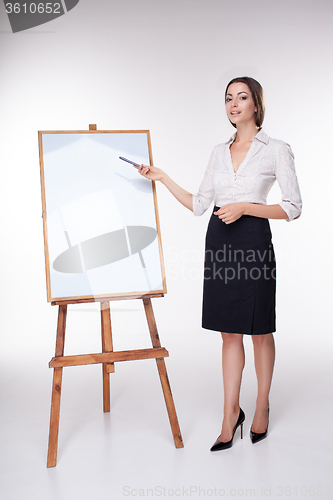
[39,130,166,302]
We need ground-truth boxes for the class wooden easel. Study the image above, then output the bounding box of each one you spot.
[42,124,183,466]
[47,293,184,467]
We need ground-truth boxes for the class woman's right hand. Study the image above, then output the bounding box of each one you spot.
[137,164,164,182]
[137,163,193,211]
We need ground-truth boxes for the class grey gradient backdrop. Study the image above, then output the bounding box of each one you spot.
[0,1,332,499]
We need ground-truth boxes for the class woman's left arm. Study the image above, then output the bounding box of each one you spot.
[214,202,289,224]
[273,141,302,221]
[244,203,291,219]
[215,141,302,224]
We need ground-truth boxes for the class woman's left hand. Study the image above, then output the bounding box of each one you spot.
[214,203,247,224]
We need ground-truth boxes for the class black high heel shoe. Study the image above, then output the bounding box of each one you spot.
[250,408,269,444]
[210,408,245,451]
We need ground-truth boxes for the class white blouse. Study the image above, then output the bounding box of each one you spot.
[192,129,302,222]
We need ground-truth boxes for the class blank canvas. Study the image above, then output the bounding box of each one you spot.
[39,130,166,302]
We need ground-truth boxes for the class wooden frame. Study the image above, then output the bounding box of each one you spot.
[38,126,167,302]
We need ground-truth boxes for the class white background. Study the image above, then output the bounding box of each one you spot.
[0,1,332,499]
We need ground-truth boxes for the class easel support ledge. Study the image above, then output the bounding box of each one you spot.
[51,293,164,306]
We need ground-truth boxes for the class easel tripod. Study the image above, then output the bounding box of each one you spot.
[47,294,184,468]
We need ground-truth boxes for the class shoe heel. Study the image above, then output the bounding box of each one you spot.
[240,422,243,439]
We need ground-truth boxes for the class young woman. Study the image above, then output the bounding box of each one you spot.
[137,77,302,450]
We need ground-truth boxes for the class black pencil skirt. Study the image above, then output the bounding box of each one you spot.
[202,207,276,335]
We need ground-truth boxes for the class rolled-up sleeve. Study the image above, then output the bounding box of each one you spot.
[192,147,217,216]
[275,142,302,222]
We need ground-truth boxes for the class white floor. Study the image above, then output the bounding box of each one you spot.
[1,323,332,500]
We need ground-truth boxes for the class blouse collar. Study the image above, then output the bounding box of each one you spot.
[227,129,269,145]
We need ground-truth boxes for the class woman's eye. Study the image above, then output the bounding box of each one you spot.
[240,96,247,100]
[225,98,231,102]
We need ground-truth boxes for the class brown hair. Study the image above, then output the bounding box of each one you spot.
[225,76,265,129]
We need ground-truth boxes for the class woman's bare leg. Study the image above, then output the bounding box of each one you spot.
[218,332,245,442]
[251,333,275,433]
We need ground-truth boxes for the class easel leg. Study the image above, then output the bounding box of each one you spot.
[143,298,184,448]
[101,301,114,413]
[47,305,67,468]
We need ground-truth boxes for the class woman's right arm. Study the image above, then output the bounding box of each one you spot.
[138,144,217,216]
[138,164,193,211]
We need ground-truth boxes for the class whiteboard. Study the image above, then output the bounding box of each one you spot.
[38,130,166,302]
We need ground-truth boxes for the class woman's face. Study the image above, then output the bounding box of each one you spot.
[225,82,257,127]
